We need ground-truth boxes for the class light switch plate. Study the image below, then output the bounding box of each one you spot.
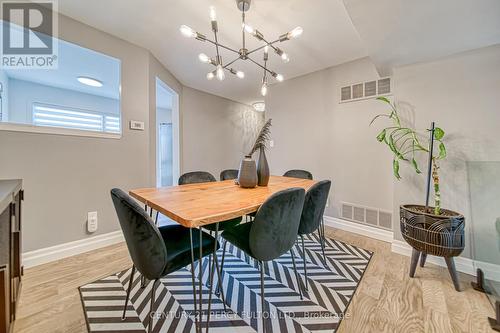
[129,120,145,130]
[87,211,98,233]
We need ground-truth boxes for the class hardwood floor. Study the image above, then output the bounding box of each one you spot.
[13,228,496,333]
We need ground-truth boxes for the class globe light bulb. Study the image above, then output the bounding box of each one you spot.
[264,45,269,54]
[287,26,303,39]
[281,52,290,63]
[209,6,217,21]
[206,72,215,80]
[216,65,225,81]
[198,53,210,63]
[276,74,284,82]
[236,71,245,79]
[261,83,268,96]
[180,25,196,38]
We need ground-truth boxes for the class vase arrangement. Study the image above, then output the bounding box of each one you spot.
[238,119,272,188]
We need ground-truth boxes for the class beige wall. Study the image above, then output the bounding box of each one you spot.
[181,86,264,179]
[0,14,262,252]
[266,57,394,220]
[267,44,500,258]
[392,44,500,257]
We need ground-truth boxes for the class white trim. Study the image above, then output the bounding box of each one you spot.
[22,230,124,268]
[0,122,122,139]
[323,216,394,243]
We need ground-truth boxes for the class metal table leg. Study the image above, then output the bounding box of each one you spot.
[206,223,219,333]
[189,229,200,333]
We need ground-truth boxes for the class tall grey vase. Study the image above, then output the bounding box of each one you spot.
[238,155,258,188]
[257,147,270,186]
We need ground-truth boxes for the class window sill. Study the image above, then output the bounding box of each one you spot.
[0,123,122,139]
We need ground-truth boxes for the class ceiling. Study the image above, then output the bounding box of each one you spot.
[55,0,500,105]
[3,21,121,100]
[56,0,367,105]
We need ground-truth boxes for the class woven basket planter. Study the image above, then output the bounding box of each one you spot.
[400,204,465,291]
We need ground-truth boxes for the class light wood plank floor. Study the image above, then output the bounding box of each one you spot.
[13,228,496,333]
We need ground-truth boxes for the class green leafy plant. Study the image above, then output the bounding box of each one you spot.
[371,97,447,215]
[249,118,272,156]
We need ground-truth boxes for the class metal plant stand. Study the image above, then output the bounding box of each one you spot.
[401,122,465,291]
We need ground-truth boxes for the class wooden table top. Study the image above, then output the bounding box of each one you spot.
[129,175,316,228]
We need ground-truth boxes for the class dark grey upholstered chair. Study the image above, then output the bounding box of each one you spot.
[283,169,313,180]
[297,180,331,292]
[179,171,216,184]
[111,188,218,333]
[220,169,239,181]
[221,188,306,333]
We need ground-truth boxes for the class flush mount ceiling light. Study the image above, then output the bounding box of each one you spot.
[77,76,103,87]
[180,0,303,96]
[252,101,265,112]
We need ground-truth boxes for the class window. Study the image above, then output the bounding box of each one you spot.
[33,103,120,134]
[0,20,121,138]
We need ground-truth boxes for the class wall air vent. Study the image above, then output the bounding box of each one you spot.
[339,77,392,103]
[340,201,393,231]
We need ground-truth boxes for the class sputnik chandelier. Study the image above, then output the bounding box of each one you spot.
[179,0,303,96]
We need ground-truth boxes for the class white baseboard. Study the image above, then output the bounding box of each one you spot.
[323,216,394,243]
[22,230,124,268]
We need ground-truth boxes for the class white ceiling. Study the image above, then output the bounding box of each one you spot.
[343,0,500,75]
[56,0,367,105]
[55,0,500,105]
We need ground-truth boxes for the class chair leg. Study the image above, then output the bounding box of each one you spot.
[409,248,421,278]
[141,275,147,288]
[320,218,327,264]
[215,239,228,297]
[155,211,159,226]
[445,257,461,291]
[259,261,267,333]
[122,265,136,320]
[207,230,213,288]
[148,279,159,333]
[300,235,309,291]
[420,253,427,267]
[290,249,303,300]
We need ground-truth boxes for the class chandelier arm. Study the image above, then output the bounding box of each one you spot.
[205,39,240,55]
[247,39,281,56]
[223,57,241,69]
[247,56,275,76]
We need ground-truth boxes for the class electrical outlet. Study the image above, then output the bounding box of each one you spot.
[269,140,274,148]
[326,198,330,208]
[87,211,98,233]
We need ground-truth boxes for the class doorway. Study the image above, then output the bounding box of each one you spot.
[156,78,179,188]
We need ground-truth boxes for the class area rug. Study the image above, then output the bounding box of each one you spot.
[79,233,372,332]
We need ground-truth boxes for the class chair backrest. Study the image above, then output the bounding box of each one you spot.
[283,169,313,180]
[298,180,332,235]
[178,171,216,185]
[110,188,167,280]
[220,169,239,181]
[250,188,305,261]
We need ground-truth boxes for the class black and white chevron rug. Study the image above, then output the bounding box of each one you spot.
[79,234,372,332]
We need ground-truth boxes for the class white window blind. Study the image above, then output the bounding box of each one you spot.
[33,103,121,134]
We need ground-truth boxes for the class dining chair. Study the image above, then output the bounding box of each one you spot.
[179,171,242,290]
[220,169,239,181]
[110,188,219,333]
[297,180,331,292]
[221,188,306,333]
[283,169,313,180]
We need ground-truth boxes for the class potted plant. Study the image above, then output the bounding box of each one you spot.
[371,97,465,291]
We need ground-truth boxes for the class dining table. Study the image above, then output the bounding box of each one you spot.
[129,175,316,332]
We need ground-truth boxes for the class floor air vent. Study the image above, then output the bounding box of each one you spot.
[340,202,392,230]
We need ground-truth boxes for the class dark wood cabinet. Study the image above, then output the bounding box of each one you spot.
[0,180,23,333]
